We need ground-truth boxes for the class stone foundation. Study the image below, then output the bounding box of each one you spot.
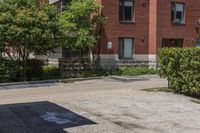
[99,54,157,69]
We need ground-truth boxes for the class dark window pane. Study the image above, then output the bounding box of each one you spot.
[62,0,68,6]
[162,39,183,48]
[171,11,175,21]
[119,5,124,21]
[124,6,132,21]
[63,48,88,58]
[196,39,200,47]
[118,39,124,59]
[119,0,134,21]
[176,12,182,19]
[171,2,185,24]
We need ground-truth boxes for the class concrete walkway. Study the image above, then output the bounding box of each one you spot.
[0,75,200,133]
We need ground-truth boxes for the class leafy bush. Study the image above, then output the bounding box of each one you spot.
[26,59,44,80]
[42,66,60,79]
[157,48,200,97]
[0,58,19,83]
[0,59,45,82]
[73,67,157,78]
[119,67,157,76]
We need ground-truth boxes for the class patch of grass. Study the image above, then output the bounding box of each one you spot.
[190,99,200,104]
[142,87,173,92]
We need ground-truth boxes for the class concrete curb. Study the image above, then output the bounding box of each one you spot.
[0,77,102,88]
[0,74,160,88]
[108,76,149,82]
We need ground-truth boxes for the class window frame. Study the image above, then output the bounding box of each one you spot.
[119,0,135,22]
[195,38,200,47]
[161,39,184,48]
[171,2,185,25]
[118,37,134,59]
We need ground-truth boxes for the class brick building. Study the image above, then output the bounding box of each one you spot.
[39,0,200,69]
[97,0,200,69]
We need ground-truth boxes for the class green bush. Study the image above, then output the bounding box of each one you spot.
[157,48,200,97]
[26,59,45,80]
[119,67,157,76]
[42,66,60,79]
[0,58,19,82]
[0,58,45,82]
[73,67,157,78]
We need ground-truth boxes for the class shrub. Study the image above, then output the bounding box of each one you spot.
[0,59,45,82]
[26,59,45,80]
[157,48,200,97]
[0,58,19,82]
[119,67,157,76]
[70,67,157,78]
[42,66,60,79]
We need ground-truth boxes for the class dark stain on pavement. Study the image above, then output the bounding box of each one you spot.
[0,101,97,133]
[113,121,146,130]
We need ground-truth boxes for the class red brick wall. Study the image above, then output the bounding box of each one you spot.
[149,0,157,54]
[157,0,200,49]
[100,0,150,55]
[100,0,200,55]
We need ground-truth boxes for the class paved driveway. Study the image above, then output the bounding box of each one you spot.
[0,75,200,133]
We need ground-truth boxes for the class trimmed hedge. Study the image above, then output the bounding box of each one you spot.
[157,48,200,97]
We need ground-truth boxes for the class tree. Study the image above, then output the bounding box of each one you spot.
[59,0,105,62]
[0,0,63,81]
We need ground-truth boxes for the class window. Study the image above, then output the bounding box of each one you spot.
[62,0,68,6]
[171,2,185,24]
[196,38,200,47]
[63,48,89,58]
[119,0,134,22]
[61,0,68,11]
[162,39,183,48]
[119,38,133,59]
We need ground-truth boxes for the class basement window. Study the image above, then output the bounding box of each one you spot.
[119,0,134,22]
[196,38,200,47]
[171,2,185,24]
[162,39,184,48]
[62,0,68,6]
[119,38,134,59]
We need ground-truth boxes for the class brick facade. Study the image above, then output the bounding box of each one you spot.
[157,0,200,48]
[98,0,200,69]
[37,0,200,69]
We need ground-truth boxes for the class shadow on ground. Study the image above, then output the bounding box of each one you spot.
[0,101,97,133]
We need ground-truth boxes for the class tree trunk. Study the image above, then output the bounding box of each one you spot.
[89,48,94,70]
[22,58,27,82]
[22,47,28,82]
[79,49,82,71]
